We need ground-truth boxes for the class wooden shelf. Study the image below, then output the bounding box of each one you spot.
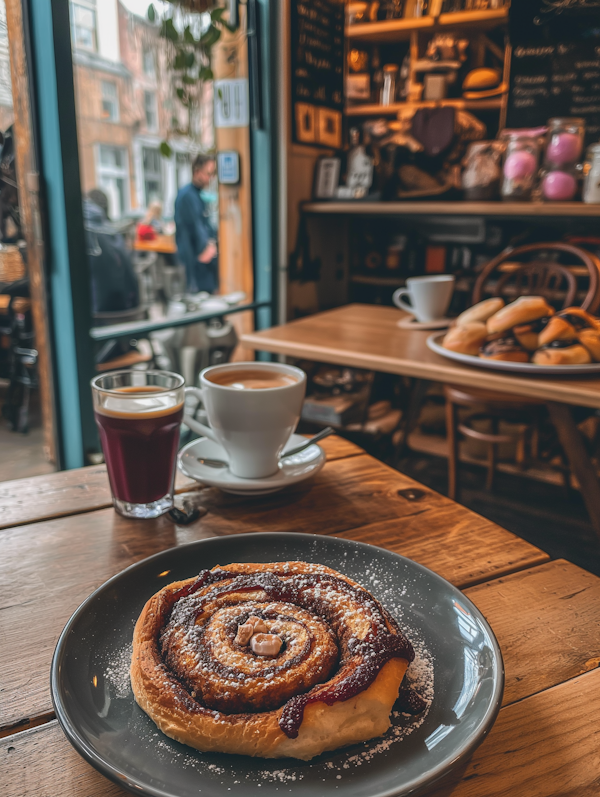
[346,7,509,43]
[301,201,600,218]
[346,97,503,116]
[350,274,403,286]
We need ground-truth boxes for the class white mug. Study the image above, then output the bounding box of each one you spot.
[184,362,307,479]
[393,275,455,323]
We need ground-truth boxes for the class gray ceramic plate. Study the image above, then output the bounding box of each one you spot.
[51,533,504,797]
[427,332,600,374]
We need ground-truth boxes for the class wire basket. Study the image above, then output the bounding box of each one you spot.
[0,245,25,283]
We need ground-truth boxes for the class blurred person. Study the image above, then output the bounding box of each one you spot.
[174,154,218,294]
[84,189,139,314]
[137,200,166,241]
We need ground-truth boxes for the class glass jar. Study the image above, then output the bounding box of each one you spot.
[462,140,504,200]
[541,168,578,202]
[544,117,585,168]
[381,64,399,105]
[583,143,600,203]
[500,131,541,201]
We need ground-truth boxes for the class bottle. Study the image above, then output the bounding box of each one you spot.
[381,64,399,105]
[371,47,384,104]
[346,48,370,104]
[346,127,374,194]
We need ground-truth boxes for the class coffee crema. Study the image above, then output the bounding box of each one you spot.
[206,369,299,390]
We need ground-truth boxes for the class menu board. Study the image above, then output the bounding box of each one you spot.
[507,40,600,144]
[291,0,344,149]
[507,1,600,143]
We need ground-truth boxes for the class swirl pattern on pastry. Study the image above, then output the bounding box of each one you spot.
[131,561,415,759]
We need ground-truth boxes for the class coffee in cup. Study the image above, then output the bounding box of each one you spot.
[184,362,307,479]
[393,275,455,323]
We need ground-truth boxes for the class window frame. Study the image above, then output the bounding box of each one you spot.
[100,79,119,123]
[143,90,158,132]
[69,0,97,52]
[95,143,130,219]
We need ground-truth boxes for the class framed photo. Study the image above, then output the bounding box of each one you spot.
[317,108,342,149]
[313,157,341,199]
[295,103,317,144]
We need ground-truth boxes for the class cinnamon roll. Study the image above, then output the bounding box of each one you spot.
[131,561,415,760]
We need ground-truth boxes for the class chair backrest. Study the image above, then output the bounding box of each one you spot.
[472,242,600,313]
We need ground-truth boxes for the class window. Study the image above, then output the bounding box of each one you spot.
[142,147,162,206]
[144,91,158,131]
[96,145,128,220]
[101,81,119,123]
[70,1,97,52]
[176,153,191,189]
[142,48,155,78]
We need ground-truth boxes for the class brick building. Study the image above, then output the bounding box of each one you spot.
[71,0,213,220]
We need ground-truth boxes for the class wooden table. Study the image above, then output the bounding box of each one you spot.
[241,303,600,537]
[133,234,177,255]
[2,436,600,796]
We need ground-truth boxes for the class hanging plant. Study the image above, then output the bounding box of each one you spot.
[147,1,239,156]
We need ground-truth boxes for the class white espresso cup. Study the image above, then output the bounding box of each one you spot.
[183,361,307,479]
[392,275,455,323]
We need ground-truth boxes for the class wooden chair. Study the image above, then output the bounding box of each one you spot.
[445,242,600,499]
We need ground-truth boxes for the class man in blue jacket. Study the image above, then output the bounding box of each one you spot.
[174,154,218,294]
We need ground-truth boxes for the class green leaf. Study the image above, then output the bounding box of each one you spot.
[176,87,185,100]
[147,3,156,22]
[173,52,186,70]
[200,24,221,48]
[182,75,196,85]
[211,7,227,22]
[198,66,214,81]
[160,141,173,158]
[183,26,196,44]
[185,51,195,68]
[163,18,179,43]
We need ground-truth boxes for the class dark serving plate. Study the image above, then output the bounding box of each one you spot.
[51,532,504,797]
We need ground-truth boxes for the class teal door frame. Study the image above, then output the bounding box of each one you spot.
[27,0,95,469]
[25,0,277,468]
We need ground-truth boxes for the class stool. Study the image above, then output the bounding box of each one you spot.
[444,385,546,500]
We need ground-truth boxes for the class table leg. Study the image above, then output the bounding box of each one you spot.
[547,401,600,540]
[392,378,430,464]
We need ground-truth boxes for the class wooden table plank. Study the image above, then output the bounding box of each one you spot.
[464,559,600,707]
[2,721,129,797]
[0,435,362,531]
[0,454,545,731]
[241,304,600,409]
[428,667,600,797]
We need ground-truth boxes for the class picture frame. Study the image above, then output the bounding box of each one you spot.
[313,157,341,199]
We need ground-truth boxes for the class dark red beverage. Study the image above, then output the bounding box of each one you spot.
[94,386,183,505]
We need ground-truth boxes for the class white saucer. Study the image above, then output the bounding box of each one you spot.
[177,434,326,495]
[398,315,452,330]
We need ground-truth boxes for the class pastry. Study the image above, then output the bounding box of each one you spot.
[442,322,488,355]
[456,297,505,326]
[131,561,416,760]
[557,307,600,331]
[577,328,600,361]
[537,316,577,347]
[532,340,592,365]
[479,336,529,362]
[513,316,553,351]
[487,296,554,334]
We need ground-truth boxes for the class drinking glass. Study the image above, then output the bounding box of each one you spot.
[91,370,185,519]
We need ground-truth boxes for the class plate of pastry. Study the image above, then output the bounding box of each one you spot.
[428,296,600,374]
[51,533,504,797]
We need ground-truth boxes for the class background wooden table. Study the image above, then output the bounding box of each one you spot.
[241,303,600,538]
[2,436,600,796]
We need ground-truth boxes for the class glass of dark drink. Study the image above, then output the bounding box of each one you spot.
[91,370,185,519]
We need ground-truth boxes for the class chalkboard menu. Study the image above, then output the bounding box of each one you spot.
[507,1,600,144]
[291,0,344,149]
